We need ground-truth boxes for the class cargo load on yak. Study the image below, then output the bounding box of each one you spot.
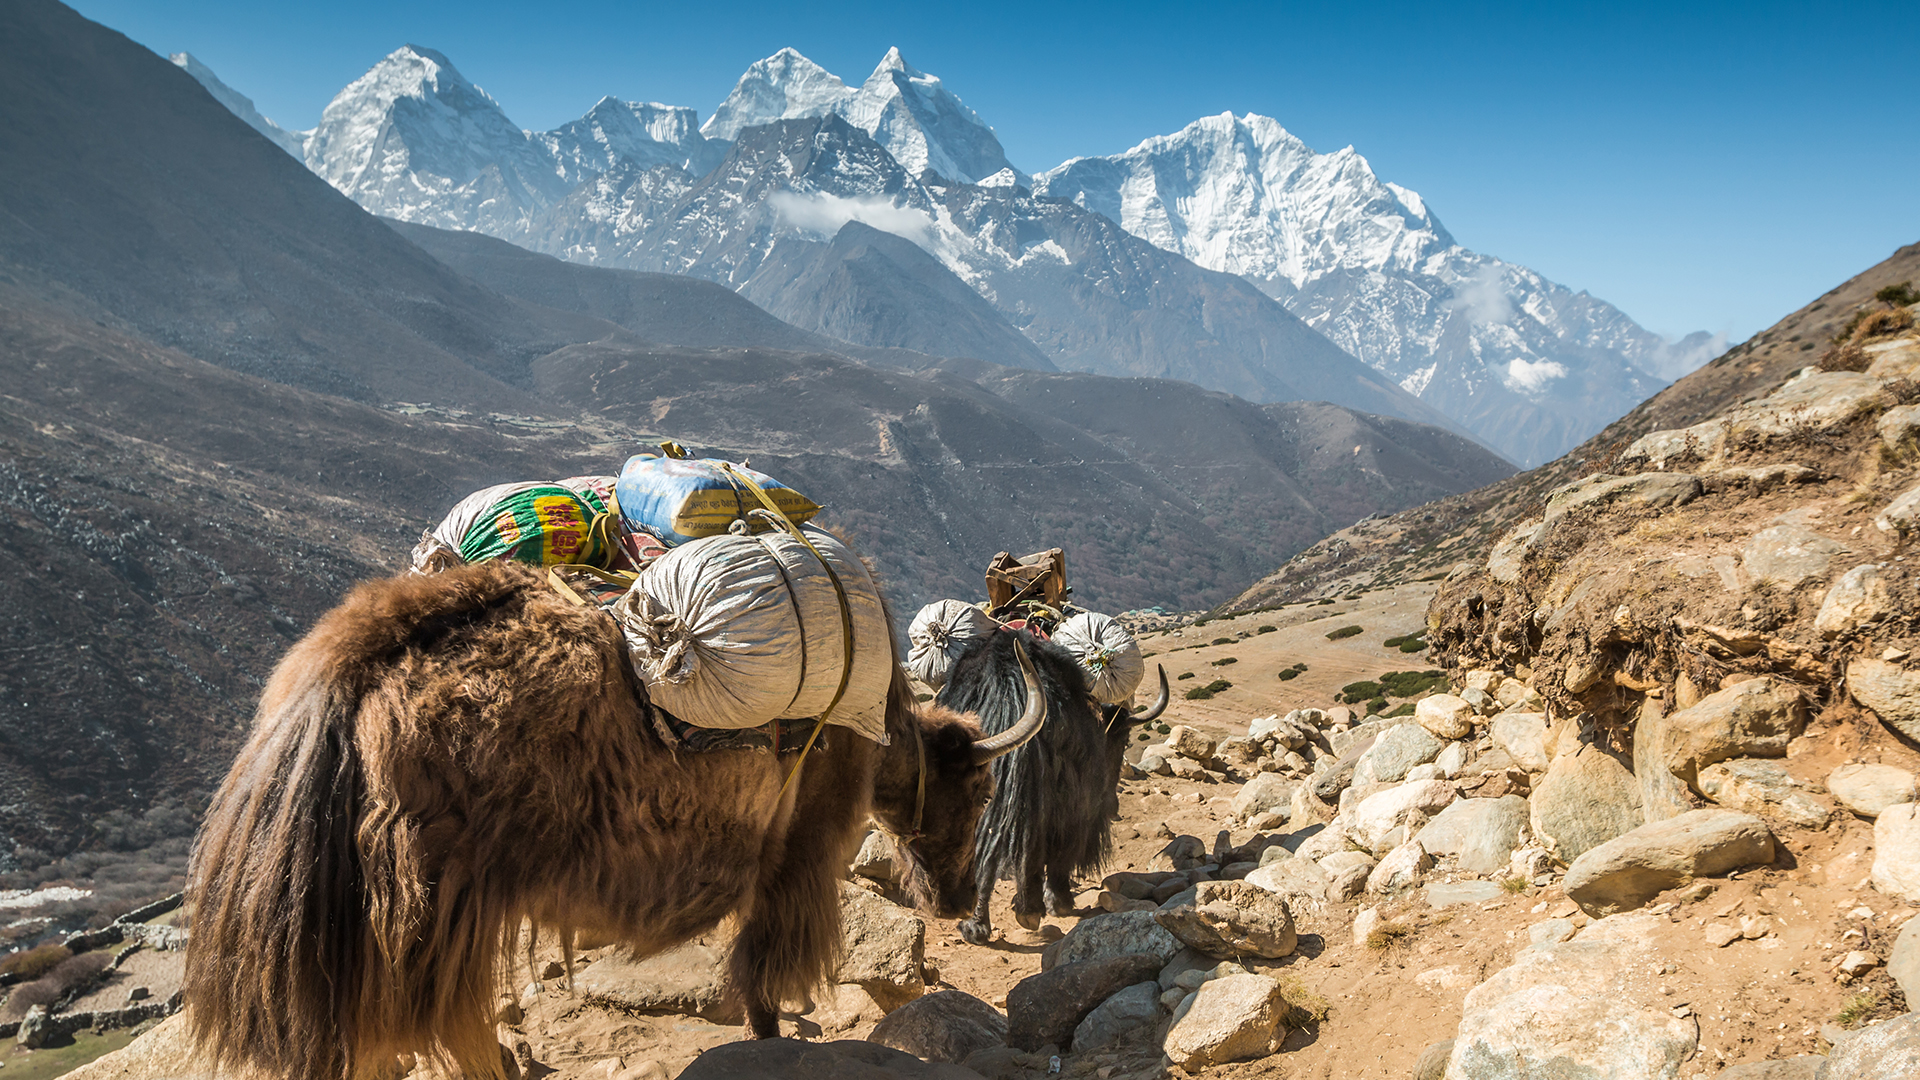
[409,476,630,575]
[906,599,999,690]
[616,449,820,546]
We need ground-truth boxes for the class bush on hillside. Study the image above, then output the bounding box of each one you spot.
[1277,668,1301,681]
[1185,679,1232,700]
[1325,625,1364,641]
[0,944,70,982]
[1876,281,1917,308]
[1256,625,1277,634]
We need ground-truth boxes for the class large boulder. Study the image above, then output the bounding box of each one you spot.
[1828,763,1919,818]
[1041,911,1181,972]
[1824,1011,1920,1080]
[1414,795,1530,875]
[1564,809,1775,916]
[1162,973,1289,1071]
[1345,779,1458,853]
[1359,723,1445,783]
[1444,914,1698,1080]
[1490,712,1550,773]
[1890,916,1920,1006]
[1815,564,1893,638]
[1006,954,1163,1052]
[1155,881,1297,959]
[573,940,740,1023]
[867,991,1007,1064]
[1416,695,1476,740]
[1713,1057,1826,1080]
[1317,851,1376,901]
[837,883,926,1009]
[1875,483,1920,539]
[851,830,895,882]
[1529,747,1645,863]
[679,1038,983,1080]
[1243,856,1333,914]
[1741,525,1845,588]
[1872,805,1920,902]
[1232,773,1295,821]
[1544,472,1703,517]
[1069,981,1163,1052]
[1848,658,1920,743]
[1660,677,1807,787]
[1696,758,1831,828]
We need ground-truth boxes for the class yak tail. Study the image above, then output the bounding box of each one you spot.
[184,569,524,1080]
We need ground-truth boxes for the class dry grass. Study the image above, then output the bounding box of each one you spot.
[1834,991,1879,1028]
[1277,973,1330,1027]
[1365,920,1410,950]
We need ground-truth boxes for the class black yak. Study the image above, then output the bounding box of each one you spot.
[935,629,1166,944]
[182,561,1043,1080]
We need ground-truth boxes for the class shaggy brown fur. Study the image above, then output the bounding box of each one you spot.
[184,562,996,1080]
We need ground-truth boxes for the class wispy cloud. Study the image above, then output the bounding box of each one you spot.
[769,190,933,246]
[1449,263,1515,326]
[1505,356,1568,394]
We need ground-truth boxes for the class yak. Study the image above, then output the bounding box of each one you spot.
[182,561,1043,1080]
[935,629,1166,944]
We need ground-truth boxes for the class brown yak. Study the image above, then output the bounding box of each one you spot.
[182,561,1041,1080]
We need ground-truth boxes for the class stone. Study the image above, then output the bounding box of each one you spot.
[1168,725,1217,763]
[1414,1039,1455,1080]
[1494,678,1530,708]
[1487,520,1541,583]
[1157,947,1213,990]
[1829,763,1919,818]
[1876,482,1920,539]
[1816,564,1893,638]
[1490,712,1550,773]
[1317,851,1375,901]
[1346,779,1458,853]
[574,940,741,1023]
[1167,755,1209,780]
[1698,758,1831,827]
[1006,954,1164,1051]
[1155,880,1297,959]
[15,1006,49,1049]
[1825,1011,1920,1080]
[1040,911,1181,972]
[1215,735,1263,768]
[1459,688,1496,716]
[1622,422,1726,468]
[1100,872,1161,901]
[1416,695,1476,739]
[1158,887,1197,911]
[1444,914,1698,1080]
[867,991,1007,1064]
[1632,698,1695,826]
[1530,747,1645,862]
[1837,951,1880,977]
[1243,856,1332,912]
[851,830,895,882]
[1162,973,1289,1071]
[1890,916,1920,1005]
[1426,880,1506,907]
[1544,471,1704,518]
[1660,677,1808,787]
[1529,919,1575,946]
[1367,840,1431,893]
[1352,906,1382,946]
[1138,751,1169,776]
[1564,809,1776,916]
[1848,658,1920,743]
[1741,524,1846,588]
[1231,773,1294,821]
[1414,795,1530,875]
[1069,981,1162,1052]
[1879,403,1920,448]
[1462,670,1501,693]
[1872,804,1920,902]
[677,1038,984,1080]
[1704,922,1742,948]
[1713,1057,1826,1079]
[1359,722,1445,783]
[1434,741,1468,779]
[837,883,926,1010]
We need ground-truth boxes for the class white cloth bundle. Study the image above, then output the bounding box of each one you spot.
[613,525,889,742]
[906,599,999,690]
[1053,610,1145,704]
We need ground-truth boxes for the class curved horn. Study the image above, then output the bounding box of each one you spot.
[971,639,1048,765]
[1130,665,1170,724]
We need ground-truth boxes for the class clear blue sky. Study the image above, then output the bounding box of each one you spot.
[70,0,1920,344]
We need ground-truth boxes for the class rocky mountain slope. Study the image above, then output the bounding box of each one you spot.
[1033,112,1708,466]
[167,52,306,158]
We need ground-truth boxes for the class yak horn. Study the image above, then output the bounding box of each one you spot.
[1132,666,1170,723]
[971,639,1048,765]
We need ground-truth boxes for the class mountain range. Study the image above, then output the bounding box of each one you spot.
[175,44,1714,464]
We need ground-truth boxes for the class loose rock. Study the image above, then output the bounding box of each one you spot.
[1815,564,1893,638]
[1358,723,1444,783]
[1367,840,1431,894]
[837,883,926,1009]
[1530,747,1645,862]
[1006,954,1164,1051]
[678,1038,983,1080]
[1155,880,1297,959]
[1345,779,1457,853]
[1872,804,1920,903]
[1317,851,1375,901]
[1660,677,1807,787]
[1697,758,1831,828]
[1069,981,1162,1052]
[1489,712,1550,774]
[1231,773,1294,822]
[1847,658,1920,744]
[1162,973,1289,1071]
[1825,1010,1920,1080]
[1041,911,1181,972]
[1564,809,1775,916]
[574,940,740,1024]
[1828,763,1919,818]
[1414,795,1530,875]
[1416,695,1476,739]
[867,991,1008,1064]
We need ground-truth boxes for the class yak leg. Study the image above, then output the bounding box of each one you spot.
[1010,846,1046,931]
[959,865,996,945]
[1044,865,1078,917]
[731,742,873,1039]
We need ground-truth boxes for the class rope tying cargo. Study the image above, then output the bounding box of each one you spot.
[620,592,699,684]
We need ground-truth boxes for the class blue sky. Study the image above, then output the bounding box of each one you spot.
[71,0,1920,344]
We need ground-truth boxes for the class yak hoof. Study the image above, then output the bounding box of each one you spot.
[959,919,993,946]
[1013,909,1043,931]
[1045,892,1076,917]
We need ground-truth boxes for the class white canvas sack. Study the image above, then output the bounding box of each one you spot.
[906,599,999,689]
[1053,610,1145,705]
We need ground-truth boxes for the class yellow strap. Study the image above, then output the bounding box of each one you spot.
[660,441,690,459]
[546,563,639,606]
[720,462,855,801]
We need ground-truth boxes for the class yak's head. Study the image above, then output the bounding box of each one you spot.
[872,641,1046,919]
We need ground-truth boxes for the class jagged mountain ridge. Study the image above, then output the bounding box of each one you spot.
[1034,112,1713,465]
[169,52,307,159]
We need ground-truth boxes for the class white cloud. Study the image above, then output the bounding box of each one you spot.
[1505,356,1568,394]
[1449,262,1515,326]
[768,190,934,247]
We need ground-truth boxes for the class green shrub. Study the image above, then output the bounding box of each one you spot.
[1399,639,1428,653]
[1366,696,1389,714]
[1876,281,1917,308]
[1138,732,1152,741]
[1156,722,1171,734]
[1256,625,1277,634]
[1385,702,1417,717]
[1277,669,1301,681]
[1315,598,1336,606]
[1339,680,1382,702]
[1178,671,1195,680]
[1211,637,1233,646]
[1184,679,1233,700]
[0,944,70,981]
[1325,625,1363,641]
[1211,657,1238,667]
[1378,670,1448,698]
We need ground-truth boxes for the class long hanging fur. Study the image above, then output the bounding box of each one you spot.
[937,631,1112,884]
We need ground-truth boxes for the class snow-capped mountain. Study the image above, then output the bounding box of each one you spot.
[1034,112,1717,462]
[535,97,727,184]
[302,45,570,235]
[702,47,1015,183]
[169,52,307,159]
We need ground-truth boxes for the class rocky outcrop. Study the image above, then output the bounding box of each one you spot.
[1564,809,1775,915]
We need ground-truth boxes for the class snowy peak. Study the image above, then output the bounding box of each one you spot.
[537,96,723,182]
[169,52,307,159]
[703,47,1014,183]
[700,48,853,141]
[303,44,566,232]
